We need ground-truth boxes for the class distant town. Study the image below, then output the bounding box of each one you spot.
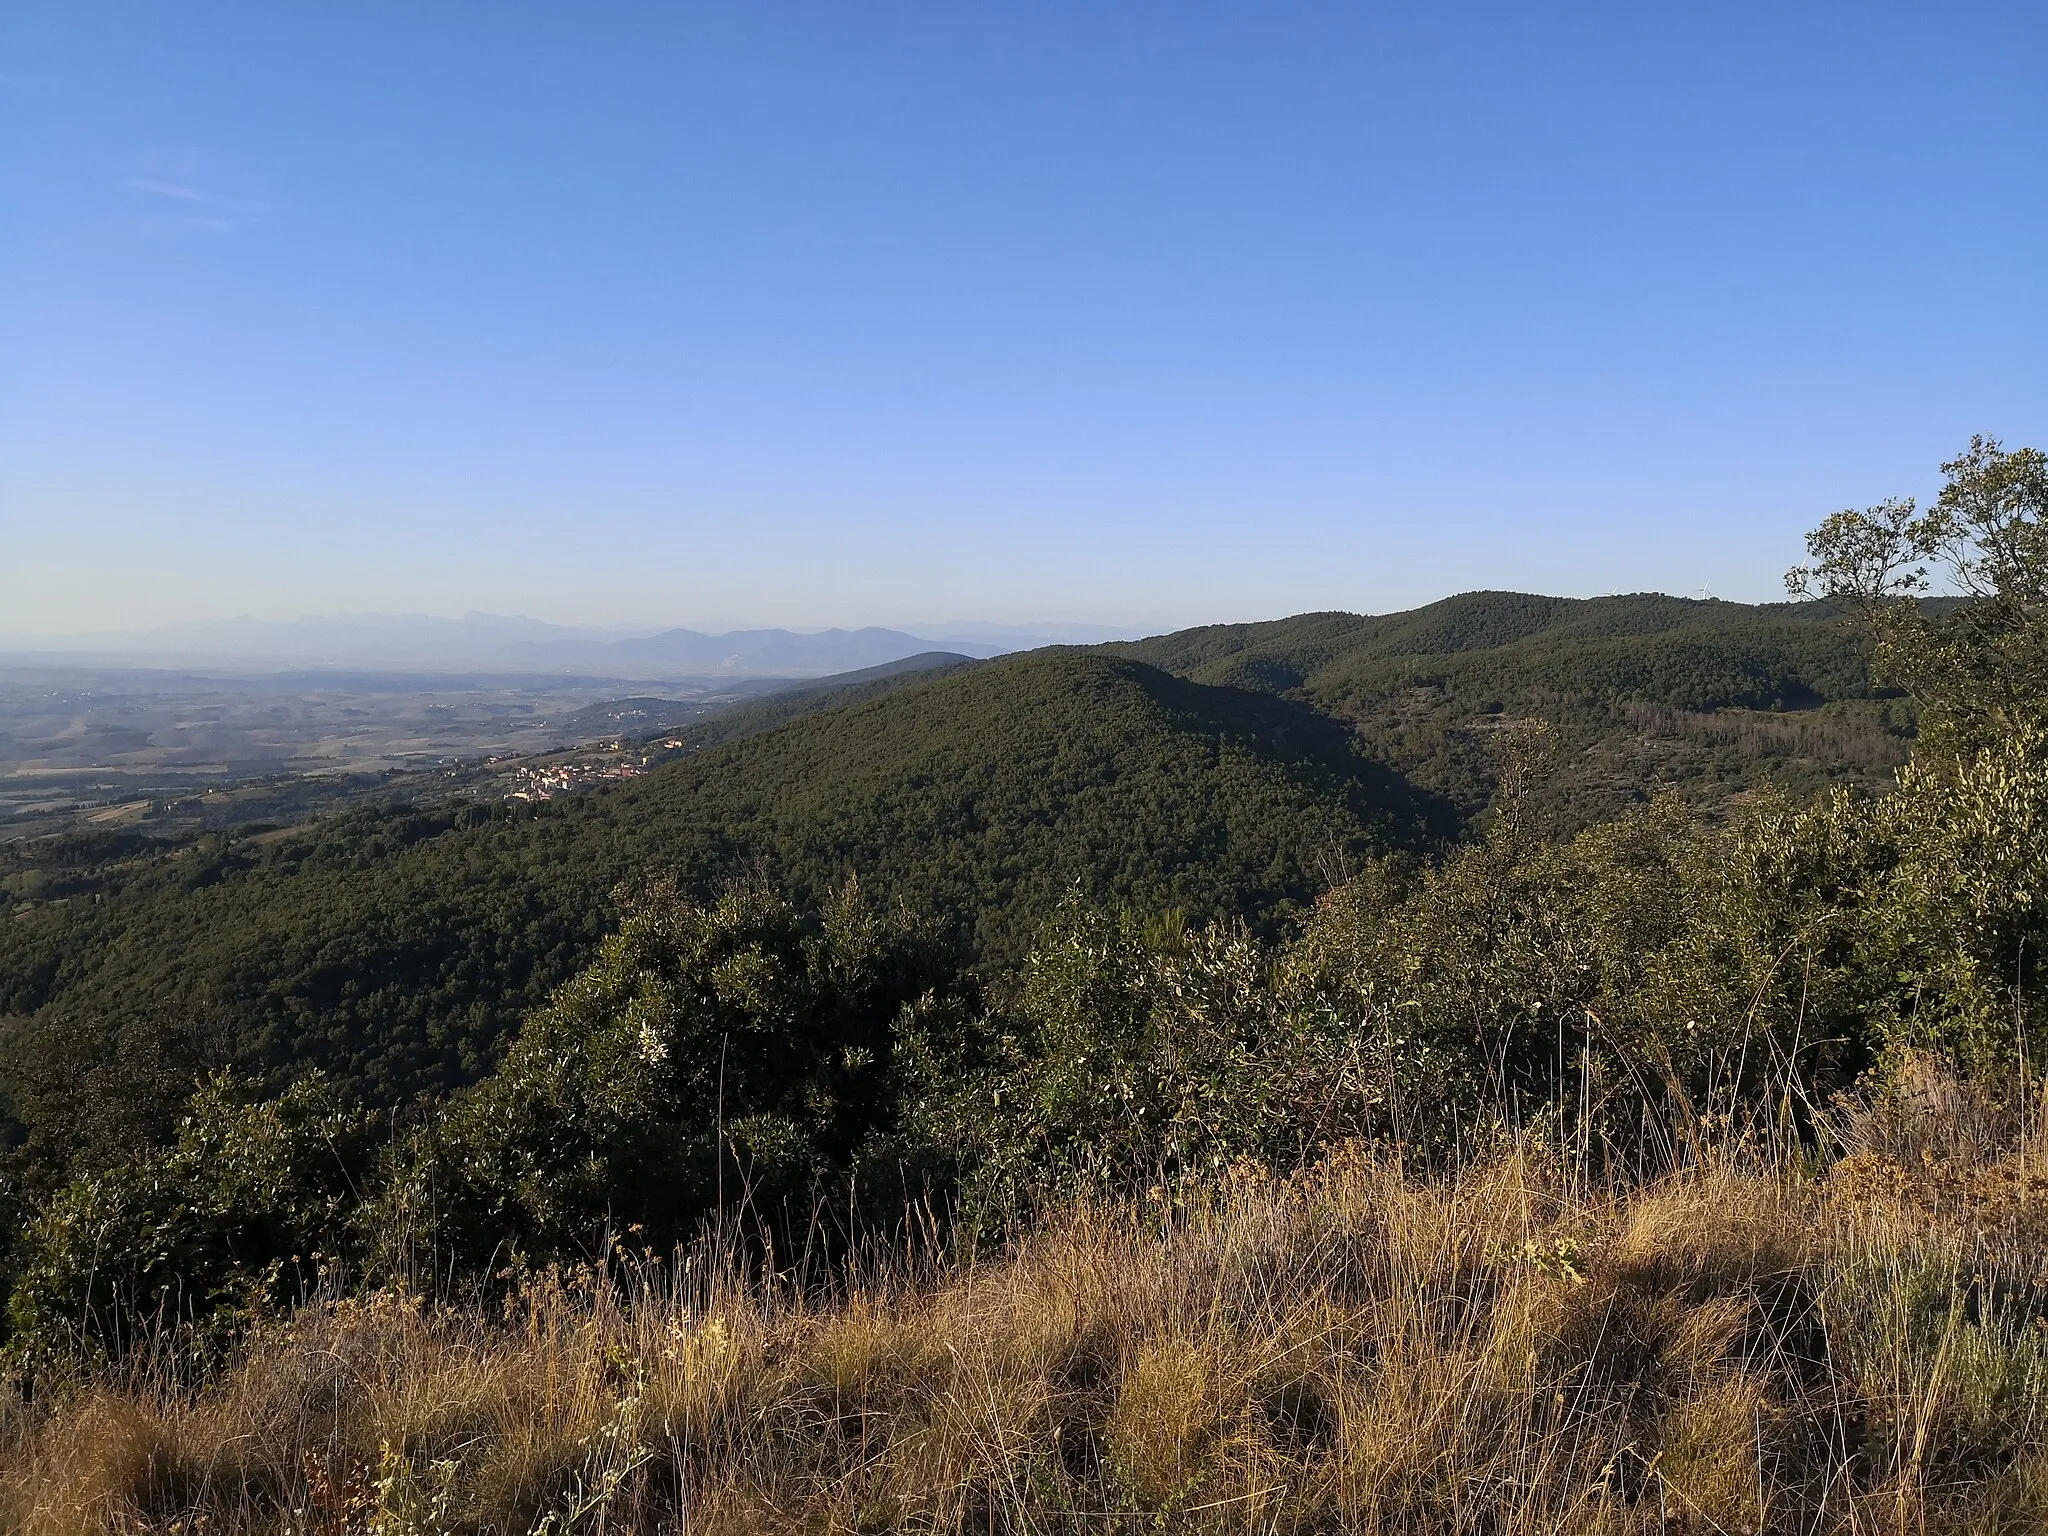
[494,738,688,802]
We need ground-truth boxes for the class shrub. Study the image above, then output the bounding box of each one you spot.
[381,879,965,1272]
[907,897,1380,1217]
[6,1072,374,1367]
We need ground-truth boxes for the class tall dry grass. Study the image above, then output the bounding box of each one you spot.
[8,1124,2048,1534]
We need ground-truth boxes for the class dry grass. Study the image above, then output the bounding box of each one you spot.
[8,1139,2048,1535]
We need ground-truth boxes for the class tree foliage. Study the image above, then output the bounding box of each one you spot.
[6,1073,373,1367]
[1792,436,2048,757]
[380,878,964,1271]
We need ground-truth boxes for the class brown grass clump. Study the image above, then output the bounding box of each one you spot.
[8,1142,2048,1534]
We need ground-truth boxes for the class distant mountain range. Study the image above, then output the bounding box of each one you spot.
[0,613,1150,678]
[508,626,987,676]
[556,653,976,739]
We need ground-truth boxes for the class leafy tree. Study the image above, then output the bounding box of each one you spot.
[1291,793,1733,1136]
[1287,715,2048,1136]
[0,1005,240,1204]
[1791,436,2048,757]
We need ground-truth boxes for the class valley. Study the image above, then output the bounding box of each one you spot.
[0,669,804,841]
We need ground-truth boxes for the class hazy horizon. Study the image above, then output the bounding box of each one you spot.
[0,586,1815,659]
[5,4,2042,632]
[0,609,1151,648]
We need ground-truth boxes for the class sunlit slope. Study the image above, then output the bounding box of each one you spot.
[1114,592,1872,710]
[0,652,1440,1109]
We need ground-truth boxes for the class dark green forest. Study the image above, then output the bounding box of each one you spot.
[5,437,2044,1371]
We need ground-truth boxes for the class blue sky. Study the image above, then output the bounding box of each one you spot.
[3,3,2042,634]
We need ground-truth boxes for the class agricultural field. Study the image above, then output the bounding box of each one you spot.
[0,669,777,841]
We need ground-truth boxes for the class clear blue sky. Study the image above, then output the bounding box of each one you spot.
[3,3,2042,634]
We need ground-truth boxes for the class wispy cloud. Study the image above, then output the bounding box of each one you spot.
[125,176,213,203]
[121,152,268,235]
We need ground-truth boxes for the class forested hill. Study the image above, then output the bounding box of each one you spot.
[1112,592,1906,826]
[0,652,1444,1145]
